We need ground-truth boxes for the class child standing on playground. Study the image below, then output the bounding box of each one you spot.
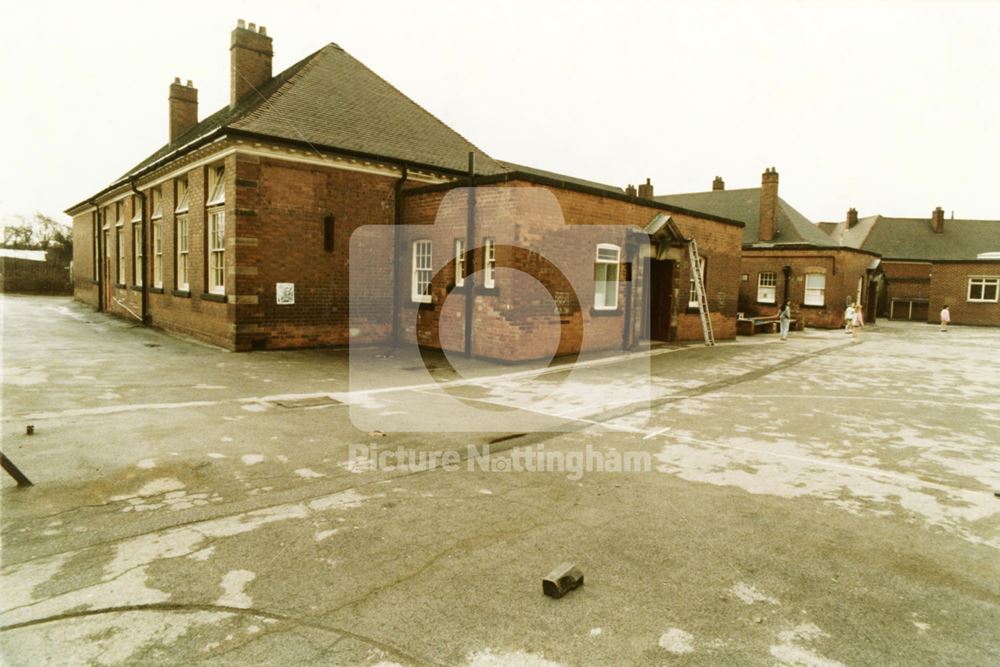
[851,303,864,341]
[779,300,792,341]
[940,305,951,332]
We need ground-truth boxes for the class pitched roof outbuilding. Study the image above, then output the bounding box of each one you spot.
[828,215,1000,261]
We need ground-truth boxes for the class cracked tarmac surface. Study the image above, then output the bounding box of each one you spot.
[2,294,999,665]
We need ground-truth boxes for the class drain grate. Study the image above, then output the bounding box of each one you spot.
[271,396,343,409]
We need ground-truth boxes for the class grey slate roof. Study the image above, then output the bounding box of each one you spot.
[829,215,1000,261]
[654,188,838,247]
[117,43,505,186]
[496,161,624,194]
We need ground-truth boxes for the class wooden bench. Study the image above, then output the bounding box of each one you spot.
[737,317,796,336]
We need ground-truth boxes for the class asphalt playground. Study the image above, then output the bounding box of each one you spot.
[1,294,998,665]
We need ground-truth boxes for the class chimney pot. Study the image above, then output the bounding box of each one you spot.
[637,178,654,199]
[169,78,198,142]
[259,26,267,35]
[237,18,246,29]
[230,20,274,107]
[759,167,780,241]
[625,184,637,197]
[931,206,945,234]
[248,22,256,31]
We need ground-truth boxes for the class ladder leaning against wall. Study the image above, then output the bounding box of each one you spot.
[687,240,715,346]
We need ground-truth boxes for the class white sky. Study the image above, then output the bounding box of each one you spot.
[2,0,998,227]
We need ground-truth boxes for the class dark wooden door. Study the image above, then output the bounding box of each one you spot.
[648,259,674,341]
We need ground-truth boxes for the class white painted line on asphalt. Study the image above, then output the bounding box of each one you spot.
[17,400,218,421]
[710,392,1000,408]
[643,427,671,440]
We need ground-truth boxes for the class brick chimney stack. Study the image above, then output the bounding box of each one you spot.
[231,19,273,107]
[168,78,198,142]
[847,207,859,228]
[712,176,725,191]
[625,184,637,197]
[759,167,779,241]
[637,178,654,199]
[931,206,945,234]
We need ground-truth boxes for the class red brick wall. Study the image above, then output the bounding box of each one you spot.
[231,154,407,350]
[882,260,932,300]
[929,261,1000,326]
[739,248,877,328]
[400,180,742,361]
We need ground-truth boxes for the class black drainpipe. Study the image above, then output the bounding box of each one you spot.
[782,265,792,306]
[463,152,476,358]
[90,199,104,312]
[130,179,149,325]
[391,165,409,345]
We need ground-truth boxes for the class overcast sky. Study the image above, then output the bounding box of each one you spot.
[2,0,998,227]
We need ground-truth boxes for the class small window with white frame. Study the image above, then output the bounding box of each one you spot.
[133,220,143,287]
[150,187,163,220]
[412,239,432,303]
[131,194,142,223]
[454,238,465,287]
[206,164,225,206]
[804,273,826,306]
[688,255,707,308]
[207,211,225,294]
[152,222,163,288]
[175,176,189,213]
[967,276,999,302]
[594,243,621,310]
[483,238,496,289]
[757,271,777,303]
[176,216,189,291]
[116,228,125,285]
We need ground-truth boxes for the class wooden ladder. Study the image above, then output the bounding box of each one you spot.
[688,240,715,346]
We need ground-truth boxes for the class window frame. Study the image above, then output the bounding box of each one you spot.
[803,273,826,306]
[116,228,125,285]
[152,222,163,288]
[593,243,621,311]
[967,276,1000,303]
[454,238,465,288]
[132,220,143,287]
[411,239,433,303]
[206,164,226,206]
[757,271,777,304]
[483,238,496,289]
[688,255,707,308]
[174,176,189,214]
[207,210,225,295]
[176,215,189,291]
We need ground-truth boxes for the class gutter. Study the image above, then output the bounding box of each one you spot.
[391,165,410,344]
[129,178,149,326]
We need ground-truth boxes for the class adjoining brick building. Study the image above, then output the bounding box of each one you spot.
[821,209,1000,326]
[657,170,881,328]
[66,21,744,358]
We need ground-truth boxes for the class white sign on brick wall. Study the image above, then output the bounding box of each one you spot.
[276,282,295,305]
